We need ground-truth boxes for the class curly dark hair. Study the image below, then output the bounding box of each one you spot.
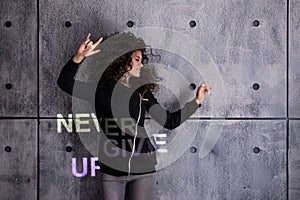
[97,32,161,93]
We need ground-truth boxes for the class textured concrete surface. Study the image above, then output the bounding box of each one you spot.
[0,0,299,199]
[39,120,286,199]
[0,120,37,200]
[0,0,37,117]
[289,120,300,199]
[153,120,286,200]
[42,0,287,118]
[39,119,102,200]
[289,0,300,118]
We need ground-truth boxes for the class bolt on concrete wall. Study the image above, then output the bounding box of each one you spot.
[0,0,299,199]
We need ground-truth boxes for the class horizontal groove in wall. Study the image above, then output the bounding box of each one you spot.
[0,117,293,120]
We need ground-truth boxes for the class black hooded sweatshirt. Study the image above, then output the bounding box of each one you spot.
[57,57,200,176]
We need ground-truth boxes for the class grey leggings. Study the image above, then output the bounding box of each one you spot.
[100,172,156,200]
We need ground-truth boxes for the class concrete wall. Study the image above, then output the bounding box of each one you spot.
[1,0,299,199]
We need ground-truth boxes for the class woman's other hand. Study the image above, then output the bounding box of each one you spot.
[195,80,211,105]
[72,33,103,64]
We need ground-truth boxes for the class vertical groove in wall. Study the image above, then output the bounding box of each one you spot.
[286,0,290,199]
[287,1,290,119]
[287,121,290,200]
[37,0,40,198]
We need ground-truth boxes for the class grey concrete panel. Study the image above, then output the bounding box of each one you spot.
[42,0,287,118]
[0,120,37,200]
[39,0,129,117]
[151,120,286,200]
[39,118,286,199]
[115,0,287,117]
[289,0,300,117]
[187,0,287,118]
[289,120,300,200]
[0,0,37,117]
[39,119,102,200]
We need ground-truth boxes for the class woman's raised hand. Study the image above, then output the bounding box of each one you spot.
[72,33,103,64]
[195,80,211,105]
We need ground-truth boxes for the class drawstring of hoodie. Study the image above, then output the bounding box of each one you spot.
[128,93,142,176]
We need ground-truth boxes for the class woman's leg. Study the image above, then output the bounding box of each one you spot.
[126,173,156,200]
[100,173,127,200]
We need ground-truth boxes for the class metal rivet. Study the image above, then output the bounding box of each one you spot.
[189,20,196,27]
[5,21,12,28]
[253,83,260,90]
[189,83,196,90]
[253,147,260,154]
[190,147,197,153]
[253,20,260,27]
[66,146,73,152]
[5,146,11,152]
[127,21,134,27]
[5,83,12,90]
[65,21,72,28]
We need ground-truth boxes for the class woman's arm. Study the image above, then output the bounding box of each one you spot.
[57,33,103,101]
[144,82,210,130]
[57,58,96,101]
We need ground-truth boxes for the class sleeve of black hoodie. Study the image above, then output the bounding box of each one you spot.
[57,57,97,102]
[143,90,200,130]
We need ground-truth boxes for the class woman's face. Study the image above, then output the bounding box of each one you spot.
[127,50,143,78]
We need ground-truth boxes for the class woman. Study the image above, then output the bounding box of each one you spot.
[57,32,210,200]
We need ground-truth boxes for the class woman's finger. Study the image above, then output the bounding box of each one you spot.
[82,33,91,45]
[84,38,90,45]
[200,80,210,87]
[85,33,91,40]
[86,41,94,49]
[199,85,212,95]
[89,50,101,56]
[94,37,103,47]
[204,87,212,95]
